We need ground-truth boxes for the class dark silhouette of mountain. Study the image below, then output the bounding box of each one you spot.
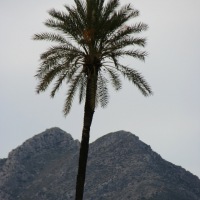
[0,127,200,200]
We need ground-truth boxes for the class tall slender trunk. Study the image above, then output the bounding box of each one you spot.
[75,70,98,200]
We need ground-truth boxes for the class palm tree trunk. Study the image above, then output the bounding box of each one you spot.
[75,71,97,200]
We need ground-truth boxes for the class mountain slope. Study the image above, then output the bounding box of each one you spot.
[0,128,199,200]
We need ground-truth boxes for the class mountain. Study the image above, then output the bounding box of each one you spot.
[0,127,200,200]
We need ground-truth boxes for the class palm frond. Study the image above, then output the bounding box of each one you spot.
[35,45,83,80]
[94,0,105,20]
[105,49,147,61]
[104,4,138,35]
[118,65,152,96]
[130,22,148,33]
[123,50,147,61]
[63,73,82,115]
[44,18,64,30]
[50,72,68,98]
[64,5,85,32]
[97,2,141,52]
[78,74,87,104]
[104,67,122,91]
[106,23,147,44]
[48,9,68,22]
[40,45,83,60]
[66,59,82,81]
[102,37,147,56]
[45,13,82,42]
[115,37,146,48]
[36,65,64,93]
[97,71,109,108]
[102,0,119,21]
[33,33,67,43]
[74,0,87,25]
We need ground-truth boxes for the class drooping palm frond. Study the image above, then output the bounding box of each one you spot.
[104,67,122,91]
[50,71,68,98]
[63,72,83,115]
[118,64,152,96]
[97,71,109,108]
[78,74,87,104]
[36,65,65,93]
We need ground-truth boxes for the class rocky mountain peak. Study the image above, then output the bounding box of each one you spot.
[8,127,76,160]
[0,128,200,200]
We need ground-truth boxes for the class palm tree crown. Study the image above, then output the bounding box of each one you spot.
[33,0,152,116]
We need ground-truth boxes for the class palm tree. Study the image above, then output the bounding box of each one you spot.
[33,0,152,199]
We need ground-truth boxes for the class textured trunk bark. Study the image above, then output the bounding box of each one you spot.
[75,71,97,200]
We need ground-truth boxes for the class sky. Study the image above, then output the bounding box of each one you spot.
[0,0,200,178]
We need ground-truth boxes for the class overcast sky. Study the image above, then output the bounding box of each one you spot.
[0,0,200,178]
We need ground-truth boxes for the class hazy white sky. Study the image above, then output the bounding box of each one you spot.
[0,0,200,178]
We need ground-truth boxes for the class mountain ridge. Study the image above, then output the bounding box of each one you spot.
[0,127,200,200]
